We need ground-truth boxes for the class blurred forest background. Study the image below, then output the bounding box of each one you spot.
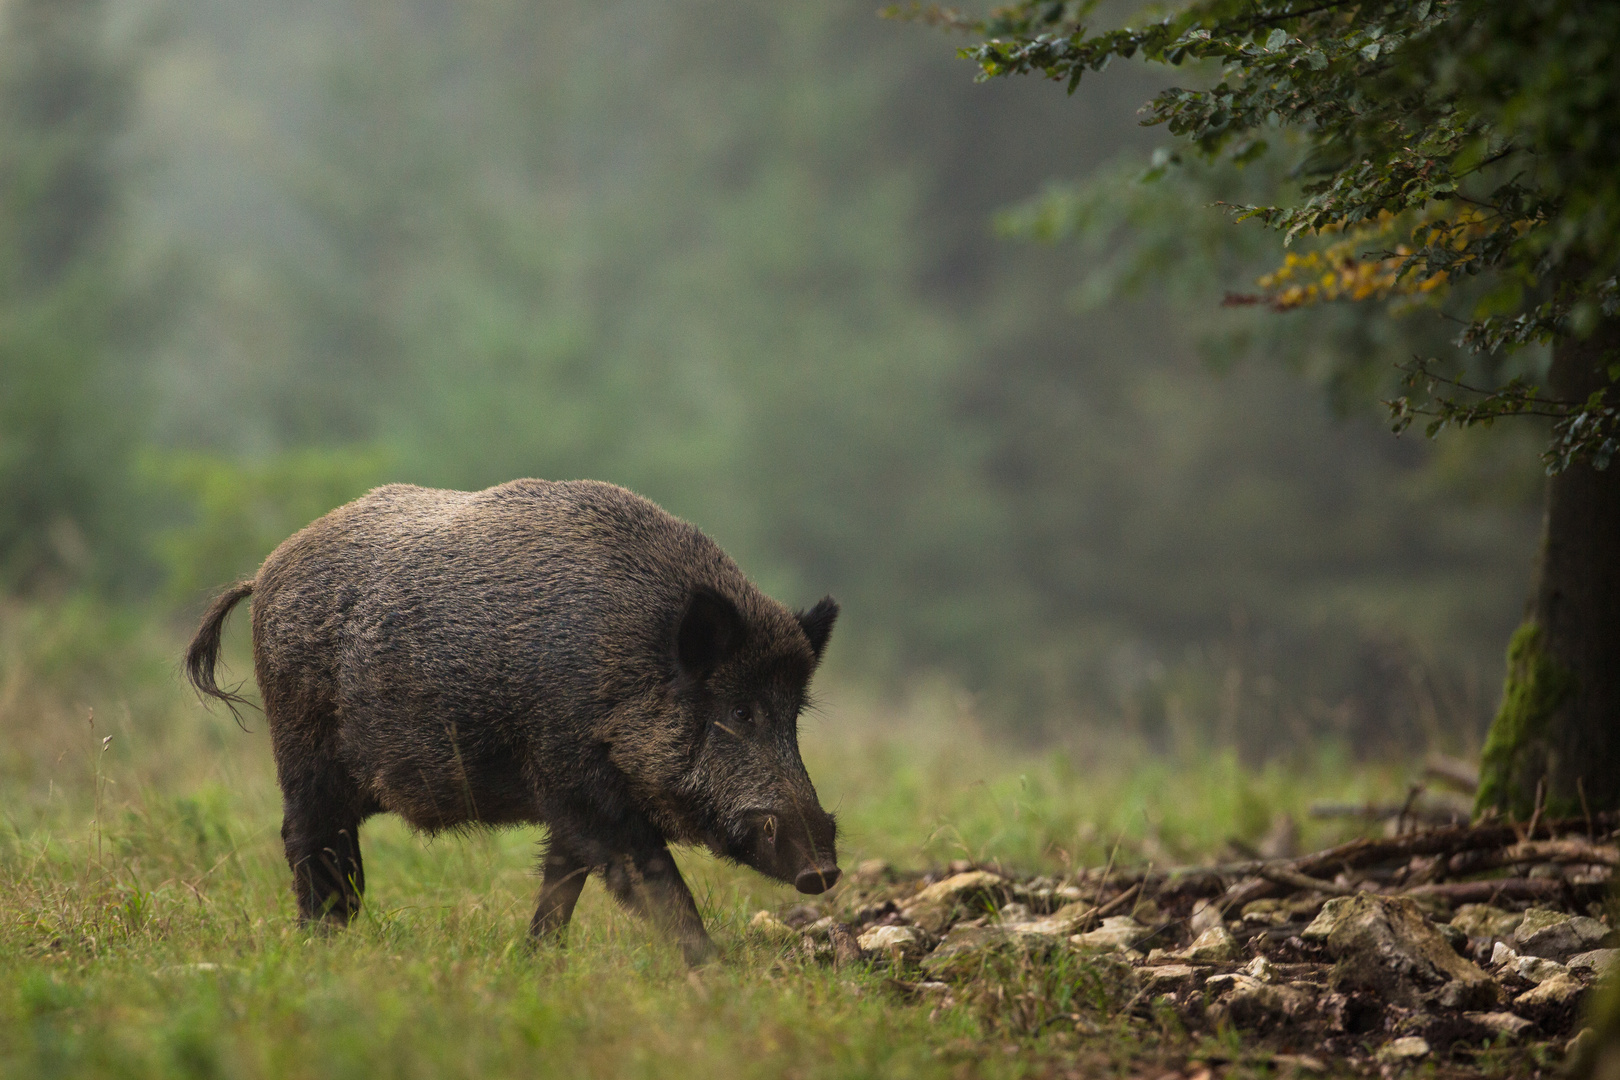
[0,0,1545,765]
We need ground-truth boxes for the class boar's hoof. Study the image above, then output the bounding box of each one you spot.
[796,866,842,894]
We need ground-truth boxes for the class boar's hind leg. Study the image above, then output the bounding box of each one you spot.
[529,837,589,942]
[279,760,370,926]
[602,843,715,966]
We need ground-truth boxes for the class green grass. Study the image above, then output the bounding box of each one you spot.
[1,638,1419,1079]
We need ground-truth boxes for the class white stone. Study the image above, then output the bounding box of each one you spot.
[749,910,795,938]
[1376,1036,1430,1063]
[1180,924,1240,963]
[1071,915,1147,952]
[1515,972,1585,1008]
[1462,1011,1533,1039]
[1189,898,1224,936]
[1244,956,1277,983]
[1513,908,1612,961]
[1568,948,1618,977]
[857,924,924,954]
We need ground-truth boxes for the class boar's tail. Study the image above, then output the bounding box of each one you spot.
[185,580,257,727]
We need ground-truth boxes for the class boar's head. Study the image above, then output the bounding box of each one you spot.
[669,586,841,895]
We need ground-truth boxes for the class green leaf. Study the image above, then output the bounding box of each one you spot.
[1264,28,1287,51]
[1303,49,1327,70]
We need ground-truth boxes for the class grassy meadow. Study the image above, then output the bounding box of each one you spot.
[0,610,1438,1080]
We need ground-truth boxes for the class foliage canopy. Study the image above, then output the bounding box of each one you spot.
[935,0,1620,471]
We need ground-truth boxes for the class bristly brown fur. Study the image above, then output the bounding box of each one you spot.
[184,479,841,963]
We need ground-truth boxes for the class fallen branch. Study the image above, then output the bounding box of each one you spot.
[1308,802,1470,826]
[1072,813,1618,915]
[1447,840,1620,875]
[1400,878,1574,904]
[1257,865,1353,896]
[1423,754,1480,794]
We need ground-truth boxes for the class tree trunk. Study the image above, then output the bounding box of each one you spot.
[1476,316,1620,818]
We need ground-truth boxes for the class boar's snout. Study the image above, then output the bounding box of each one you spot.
[742,805,839,895]
[794,865,840,894]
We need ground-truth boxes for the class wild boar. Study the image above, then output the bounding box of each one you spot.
[185,479,840,963]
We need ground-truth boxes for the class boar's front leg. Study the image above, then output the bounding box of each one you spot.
[602,843,715,966]
[530,836,590,942]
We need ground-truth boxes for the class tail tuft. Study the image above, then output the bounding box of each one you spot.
[185,580,257,727]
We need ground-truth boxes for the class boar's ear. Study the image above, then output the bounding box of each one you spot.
[676,586,745,680]
[795,596,839,664]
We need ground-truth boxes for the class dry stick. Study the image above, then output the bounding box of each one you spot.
[1450,839,1620,872]
[1527,778,1547,842]
[1079,814,1620,906]
[1424,754,1480,794]
[1222,818,1607,913]
[1091,833,1125,912]
[1257,864,1354,896]
[1396,784,1423,836]
[1401,878,1572,904]
[1089,883,1141,922]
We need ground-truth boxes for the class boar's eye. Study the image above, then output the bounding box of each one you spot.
[716,704,754,736]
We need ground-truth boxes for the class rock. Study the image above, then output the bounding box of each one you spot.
[857,925,924,956]
[827,923,863,968]
[1513,908,1613,961]
[1243,894,1326,926]
[1205,973,1263,997]
[1302,894,1498,1009]
[901,871,1007,934]
[1461,1011,1534,1040]
[1006,911,1088,941]
[1269,1053,1326,1074]
[1181,923,1241,963]
[1513,955,1570,985]
[1490,941,1574,984]
[781,904,821,927]
[1140,964,1201,992]
[1242,898,1292,926]
[1435,921,1468,954]
[1569,949,1619,978]
[1565,1026,1596,1061]
[1039,900,1094,931]
[1245,956,1278,983]
[1451,904,1524,941]
[918,925,1015,974]
[1375,1036,1431,1064]
[749,910,796,939]
[798,935,832,963]
[1189,898,1223,936]
[1515,972,1585,1009]
[1208,979,1315,1031]
[1071,915,1148,953]
[995,897,1093,943]
[803,916,836,939]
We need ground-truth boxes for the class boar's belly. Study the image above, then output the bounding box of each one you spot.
[360,726,540,832]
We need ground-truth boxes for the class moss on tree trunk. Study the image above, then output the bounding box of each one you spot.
[1476,318,1620,819]
[1474,623,1574,818]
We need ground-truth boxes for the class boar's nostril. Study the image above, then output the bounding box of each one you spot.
[794,865,840,894]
